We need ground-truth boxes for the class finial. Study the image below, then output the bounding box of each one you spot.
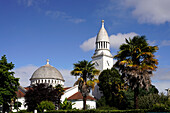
[102,20,104,27]
[46,59,49,65]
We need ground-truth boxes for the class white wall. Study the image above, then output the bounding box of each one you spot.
[71,100,96,109]
[12,97,27,112]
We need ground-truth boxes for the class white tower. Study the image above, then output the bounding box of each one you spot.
[92,20,113,71]
[92,20,113,99]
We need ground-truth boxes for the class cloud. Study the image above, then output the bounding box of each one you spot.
[80,36,96,51]
[80,32,138,51]
[151,67,170,93]
[14,65,76,87]
[109,32,138,49]
[45,10,85,24]
[123,0,170,24]
[152,67,170,81]
[14,65,38,87]
[18,0,46,7]
[160,40,170,46]
[60,69,77,87]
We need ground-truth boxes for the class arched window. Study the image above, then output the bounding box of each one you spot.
[48,80,50,83]
[45,80,46,83]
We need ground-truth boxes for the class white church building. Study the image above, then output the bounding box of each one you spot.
[14,20,113,111]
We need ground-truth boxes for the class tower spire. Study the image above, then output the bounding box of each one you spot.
[102,20,104,28]
[46,59,49,65]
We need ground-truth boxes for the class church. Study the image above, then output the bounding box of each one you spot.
[14,20,113,111]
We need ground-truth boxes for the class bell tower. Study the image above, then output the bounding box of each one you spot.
[92,20,113,71]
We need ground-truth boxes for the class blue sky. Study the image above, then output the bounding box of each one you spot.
[0,0,170,93]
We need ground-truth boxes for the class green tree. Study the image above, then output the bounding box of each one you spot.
[71,60,100,110]
[114,36,158,109]
[0,55,19,112]
[24,84,64,111]
[98,68,127,109]
[37,101,55,112]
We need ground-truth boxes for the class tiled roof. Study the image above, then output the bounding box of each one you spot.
[16,90,25,98]
[64,87,71,91]
[67,92,96,101]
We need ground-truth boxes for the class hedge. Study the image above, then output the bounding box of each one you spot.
[13,109,170,113]
[46,109,150,113]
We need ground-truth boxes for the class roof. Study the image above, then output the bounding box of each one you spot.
[30,60,64,81]
[16,90,25,98]
[96,20,109,42]
[64,87,72,91]
[67,92,96,101]
[16,86,29,98]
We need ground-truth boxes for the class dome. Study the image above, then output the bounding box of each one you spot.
[30,59,64,81]
[96,20,109,42]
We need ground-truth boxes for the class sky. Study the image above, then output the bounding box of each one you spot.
[0,0,170,94]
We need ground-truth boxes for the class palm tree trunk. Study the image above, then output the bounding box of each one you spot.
[134,87,139,109]
[83,96,86,110]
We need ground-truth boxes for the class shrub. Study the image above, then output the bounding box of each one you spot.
[37,101,55,112]
[60,98,75,110]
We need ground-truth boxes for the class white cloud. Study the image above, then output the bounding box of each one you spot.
[152,67,170,81]
[123,0,170,24]
[152,81,170,94]
[14,65,38,87]
[14,65,76,87]
[160,40,170,46]
[45,10,85,24]
[151,67,170,93]
[109,32,138,49]
[18,0,46,7]
[80,32,138,51]
[80,36,96,51]
[60,69,77,87]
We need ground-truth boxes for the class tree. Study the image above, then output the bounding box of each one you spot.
[24,83,64,111]
[114,36,158,109]
[98,68,127,109]
[0,55,19,112]
[71,60,100,110]
[37,101,55,112]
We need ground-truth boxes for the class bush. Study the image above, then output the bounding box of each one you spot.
[151,103,167,112]
[138,93,160,109]
[60,98,74,110]
[37,101,55,112]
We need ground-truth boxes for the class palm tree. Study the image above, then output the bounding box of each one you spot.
[114,36,158,109]
[71,60,100,110]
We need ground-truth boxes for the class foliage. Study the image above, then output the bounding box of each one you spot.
[71,60,100,110]
[96,97,107,108]
[37,101,55,112]
[138,92,170,110]
[24,84,64,111]
[98,68,127,109]
[0,55,19,112]
[138,93,160,109]
[60,98,74,110]
[114,36,158,108]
